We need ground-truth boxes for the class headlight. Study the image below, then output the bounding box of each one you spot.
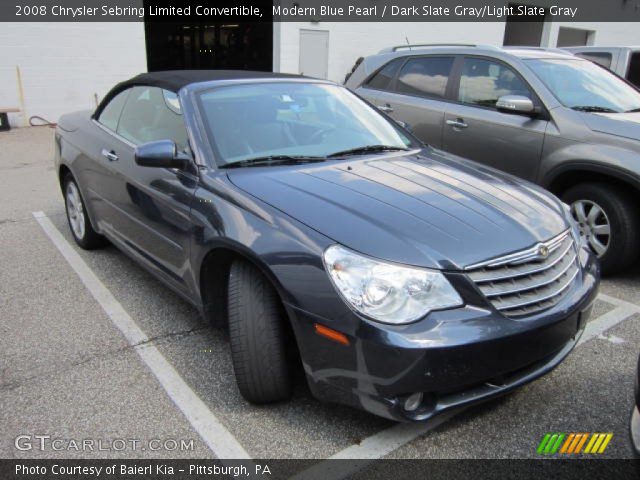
[323,245,463,324]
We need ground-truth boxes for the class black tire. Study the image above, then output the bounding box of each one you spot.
[562,182,639,274]
[227,260,292,403]
[63,174,107,250]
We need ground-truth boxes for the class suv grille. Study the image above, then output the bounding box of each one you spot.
[466,231,579,318]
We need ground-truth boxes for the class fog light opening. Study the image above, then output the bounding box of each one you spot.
[403,392,423,412]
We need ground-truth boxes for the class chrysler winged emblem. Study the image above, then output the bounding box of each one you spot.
[538,245,549,259]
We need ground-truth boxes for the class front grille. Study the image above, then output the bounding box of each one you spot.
[466,231,579,318]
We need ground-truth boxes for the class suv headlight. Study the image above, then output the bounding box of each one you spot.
[323,245,463,324]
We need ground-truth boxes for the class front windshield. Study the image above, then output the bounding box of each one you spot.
[526,58,640,113]
[197,82,413,166]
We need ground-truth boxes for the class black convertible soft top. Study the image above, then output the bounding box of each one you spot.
[93,70,306,119]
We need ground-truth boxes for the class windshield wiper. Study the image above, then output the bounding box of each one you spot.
[221,155,326,169]
[327,145,410,158]
[571,105,620,113]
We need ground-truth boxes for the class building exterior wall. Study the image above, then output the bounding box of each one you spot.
[544,22,640,47]
[1,20,639,126]
[0,22,146,126]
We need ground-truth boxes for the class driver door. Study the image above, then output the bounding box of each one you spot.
[101,86,198,294]
[442,56,548,181]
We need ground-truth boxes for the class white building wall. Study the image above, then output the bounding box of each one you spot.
[276,22,506,83]
[0,22,146,126]
[544,22,640,47]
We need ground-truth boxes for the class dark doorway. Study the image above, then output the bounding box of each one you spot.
[144,19,273,72]
[503,3,547,46]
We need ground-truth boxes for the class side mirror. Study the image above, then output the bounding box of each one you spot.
[134,140,190,169]
[496,95,536,115]
[395,119,412,132]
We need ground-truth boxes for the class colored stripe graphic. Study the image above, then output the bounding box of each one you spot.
[539,433,613,455]
[537,433,565,454]
[560,433,575,453]
[597,433,613,453]
[574,433,589,453]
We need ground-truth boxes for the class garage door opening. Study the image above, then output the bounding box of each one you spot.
[144,19,273,72]
[503,3,547,46]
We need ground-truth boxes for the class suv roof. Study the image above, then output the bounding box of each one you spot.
[378,44,575,59]
[345,44,577,87]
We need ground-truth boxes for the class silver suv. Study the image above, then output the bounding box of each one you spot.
[346,45,640,274]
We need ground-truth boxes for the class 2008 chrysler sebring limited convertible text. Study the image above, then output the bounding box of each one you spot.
[55,71,599,421]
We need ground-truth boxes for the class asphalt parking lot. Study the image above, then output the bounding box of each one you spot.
[1,127,639,469]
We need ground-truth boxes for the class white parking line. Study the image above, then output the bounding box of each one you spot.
[578,304,636,346]
[598,292,640,312]
[294,294,637,479]
[290,413,456,480]
[32,212,251,461]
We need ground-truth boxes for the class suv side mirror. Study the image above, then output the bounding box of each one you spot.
[496,95,536,115]
[395,119,413,132]
[134,140,190,169]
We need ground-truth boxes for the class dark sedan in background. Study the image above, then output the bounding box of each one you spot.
[55,71,599,421]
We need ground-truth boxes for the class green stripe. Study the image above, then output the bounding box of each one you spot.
[544,434,559,454]
[550,433,566,454]
[537,434,552,454]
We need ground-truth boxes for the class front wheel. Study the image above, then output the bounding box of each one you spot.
[227,260,292,403]
[562,182,639,274]
[63,174,107,250]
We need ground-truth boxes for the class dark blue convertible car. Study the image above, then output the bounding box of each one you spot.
[55,71,599,421]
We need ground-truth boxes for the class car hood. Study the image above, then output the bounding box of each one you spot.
[226,149,568,270]
[583,111,640,141]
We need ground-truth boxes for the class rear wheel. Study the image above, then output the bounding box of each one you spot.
[227,260,292,403]
[562,182,639,274]
[63,174,107,250]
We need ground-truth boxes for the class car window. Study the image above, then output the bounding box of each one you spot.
[97,90,130,132]
[366,58,404,91]
[395,57,454,99]
[116,86,188,149]
[627,52,640,87]
[198,82,413,166]
[527,58,640,113]
[458,58,532,108]
[575,52,613,69]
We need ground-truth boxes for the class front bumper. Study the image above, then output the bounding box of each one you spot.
[288,249,599,422]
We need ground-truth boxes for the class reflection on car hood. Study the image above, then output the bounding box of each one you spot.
[584,111,640,141]
[226,149,568,270]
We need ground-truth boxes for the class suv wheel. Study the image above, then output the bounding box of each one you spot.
[227,260,292,403]
[63,174,107,250]
[562,183,639,274]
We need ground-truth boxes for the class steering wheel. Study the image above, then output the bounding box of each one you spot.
[309,127,338,143]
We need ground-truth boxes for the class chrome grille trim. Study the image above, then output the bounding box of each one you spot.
[491,267,579,312]
[467,239,574,283]
[482,251,577,298]
[465,230,571,270]
[466,230,580,318]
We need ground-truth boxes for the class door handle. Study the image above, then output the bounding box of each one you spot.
[377,104,394,113]
[446,119,468,129]
[101,149,119,162]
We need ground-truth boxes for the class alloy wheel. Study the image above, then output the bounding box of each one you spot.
[66,181,86,240]
[570,199,611,257]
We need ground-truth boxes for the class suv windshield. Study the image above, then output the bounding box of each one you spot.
[526,58,640,113]
[197,82,413,166]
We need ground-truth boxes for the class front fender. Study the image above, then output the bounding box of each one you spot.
[189,171,350,320]
[539,142,640,191]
